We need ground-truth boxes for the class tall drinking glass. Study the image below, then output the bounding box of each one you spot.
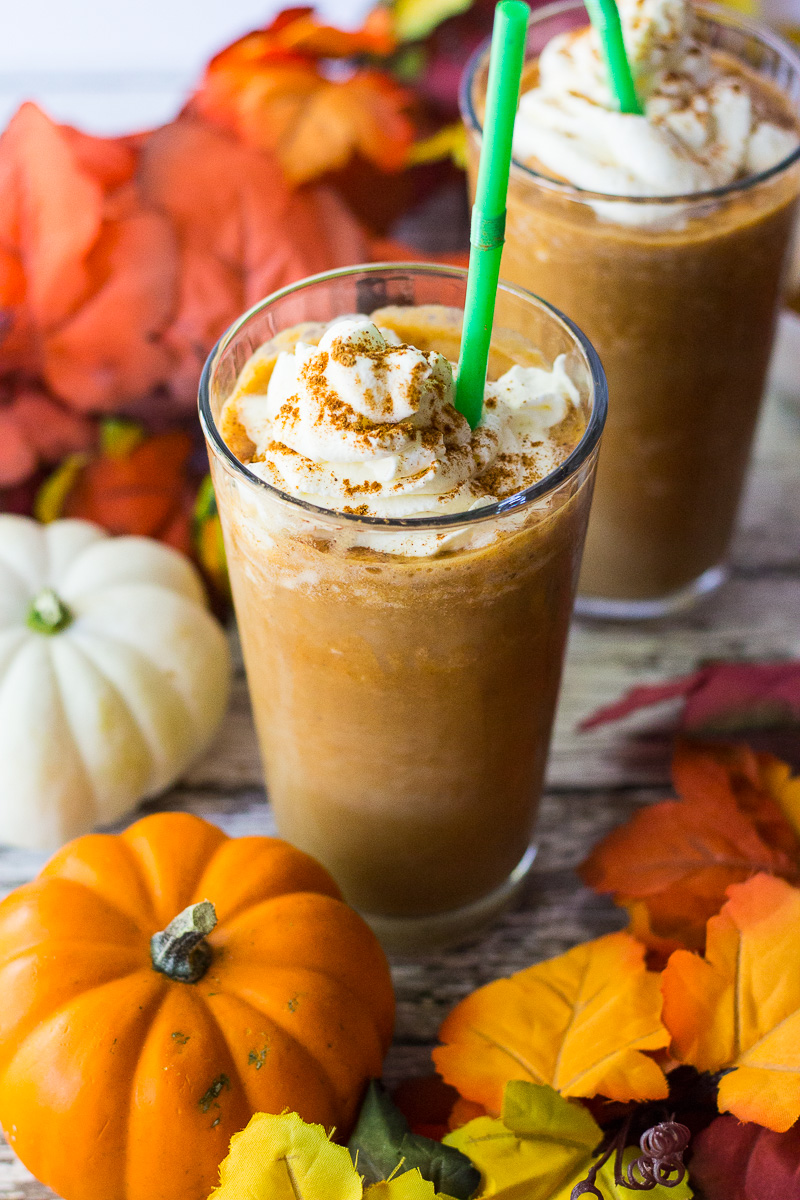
[200,264,606,950]
[462,2,800,618]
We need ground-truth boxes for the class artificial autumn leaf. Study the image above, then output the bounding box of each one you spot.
[689,1115,800,1200]
[407,124,468,168]
[0,103,178,412]
[189,11,414,185]
[0,388,93,487]
[448,1098,488,1132]
[194,475,230,603]
[433,933,669,1113]
[1,99,368,448]
[392,1075,461,1140]
[445,1084,600,1200]
[444,1082,693,1200]
[209,1109,457,1200]
[393,0,475,43]
[348,1081,480,1199]
[580,661,800,735]
[662,873,800,1132]
[35,421,195,556]
[136,116,367,404]
[581,743,800,954]
[228,6,397,60]
[210,1110,362,1199]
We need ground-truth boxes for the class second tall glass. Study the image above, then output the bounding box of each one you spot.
[462,1,800,617]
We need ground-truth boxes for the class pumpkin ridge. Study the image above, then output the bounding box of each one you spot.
[197,988,343,1119]
[69,617,196,742]
[210,892,395,1049]
[50,635,156,816]
[0,517,46,593]
[0,969,166,1160]
[70,624,196,772]
[0,630,32,681]
[59,626,187,792]
[0,955,157,1077]
[211,965,385,1102]
[35,646,97,836]
[121,814,229,929]
[0,938,149,967]
[91,972,170,1199]
[191,838,343,927]
[40,841,162,932]
[72,584,225,735]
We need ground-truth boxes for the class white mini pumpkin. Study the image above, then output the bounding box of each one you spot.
[0,516,231,849]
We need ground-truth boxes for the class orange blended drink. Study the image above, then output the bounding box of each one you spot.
[462,0,800,617]
[200,265,606,950]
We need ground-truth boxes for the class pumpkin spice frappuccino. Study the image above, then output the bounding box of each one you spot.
[200,266,606,950]
[463,0,800,616]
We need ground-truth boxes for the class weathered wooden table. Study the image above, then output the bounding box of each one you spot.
[1,387,798,1198]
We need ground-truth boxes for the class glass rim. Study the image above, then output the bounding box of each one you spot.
[198,262,608,533]
[459,0,800,207]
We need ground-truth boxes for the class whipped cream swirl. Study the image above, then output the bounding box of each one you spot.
[512,0,799,204]
[233,316,579,521]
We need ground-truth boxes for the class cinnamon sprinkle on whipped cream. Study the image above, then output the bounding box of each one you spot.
[226,314,582,522]
[512,0,799,202]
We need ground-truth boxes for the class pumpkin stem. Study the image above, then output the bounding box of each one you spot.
[27,587,73,635]
[151,900,218,984]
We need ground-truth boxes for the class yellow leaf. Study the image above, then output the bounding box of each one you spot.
[365,1168,453,1197]
[33,452,89,523]
[433,933,669,1112]
[407,125,467,169]
[209,1110,362,1200]
[445,1083,692,1200]
[444,1083,600,1199]
[393,0,474,42]
[662,873,800,1132]
[100,417,145,458]
[760,755,800,839]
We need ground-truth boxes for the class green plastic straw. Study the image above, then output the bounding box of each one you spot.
[585,0,643,115]
[455,0,529,429]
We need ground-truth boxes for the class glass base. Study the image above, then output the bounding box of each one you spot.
[361,844,537,956]
[575,563,728,621]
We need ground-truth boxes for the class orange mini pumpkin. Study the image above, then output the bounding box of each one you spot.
[0,812,395,1200]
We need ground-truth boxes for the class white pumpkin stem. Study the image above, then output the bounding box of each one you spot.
[151,900,218,984]
[27,587,73,635]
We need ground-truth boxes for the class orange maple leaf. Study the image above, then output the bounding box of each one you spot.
[189,10,413,185]
[432,932,669,1113]
[250,5,397,58]
[662,873,800,1132]
[580,743,800,955]
[38,424,195,556]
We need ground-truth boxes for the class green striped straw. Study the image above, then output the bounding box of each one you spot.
[455,0,530,429]
[585,0,643,115]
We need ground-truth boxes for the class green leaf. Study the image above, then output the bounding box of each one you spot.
[501,1081,601,1147]
[392,0,474,43]
[349,1082,481,1200]
[100,417,145,458]
[445,1083,694,1200]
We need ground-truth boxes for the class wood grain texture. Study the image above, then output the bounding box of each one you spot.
[0,389,798,1197]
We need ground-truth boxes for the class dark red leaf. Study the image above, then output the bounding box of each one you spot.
[580,662,800,735]
[690,1115,800,1200]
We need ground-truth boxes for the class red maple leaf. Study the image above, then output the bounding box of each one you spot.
[580,662,800,735]
[580,742,800,956]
